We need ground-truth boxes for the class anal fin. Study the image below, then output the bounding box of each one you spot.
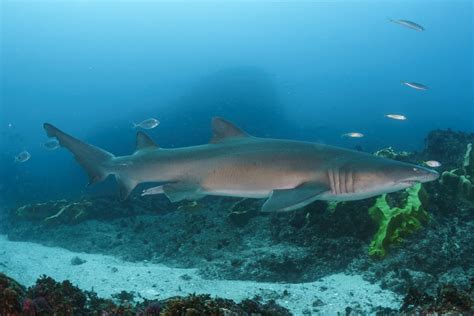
[262,182,329,212]
[142,185,164,196]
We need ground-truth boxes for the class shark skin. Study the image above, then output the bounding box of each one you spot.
[43,117,439,212]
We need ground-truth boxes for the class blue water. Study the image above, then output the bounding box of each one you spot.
[1,1,473,204]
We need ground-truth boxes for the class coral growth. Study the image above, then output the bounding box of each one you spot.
[27,275,87,314]
[0,273,290,315]
[374,146,414,162]
[368,183,429,258]
[0,272,26,315]
[162,294,291,316]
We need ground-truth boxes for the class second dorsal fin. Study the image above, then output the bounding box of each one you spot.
[210,117,250,144]
[135,131,159,152]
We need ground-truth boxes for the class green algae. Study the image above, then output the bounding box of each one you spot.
[368,183,429,258]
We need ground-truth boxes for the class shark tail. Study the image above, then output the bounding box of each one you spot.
[43,123,115,187]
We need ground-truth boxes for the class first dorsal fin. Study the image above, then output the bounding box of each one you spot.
[210,117,250,144]
[135,131,159,152]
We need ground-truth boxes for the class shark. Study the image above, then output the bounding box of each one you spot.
[43,117,439,212]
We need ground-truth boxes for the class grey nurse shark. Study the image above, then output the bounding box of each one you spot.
[44,117,439,212]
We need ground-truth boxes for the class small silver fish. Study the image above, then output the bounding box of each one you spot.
[402,82,428,91]
[43,139,60,150]
[385,114,407,120]
[133,118,160,130]
[342,132,364,138]
[389,19,425,31]
[14,151,31,163]
[424,160,441,168]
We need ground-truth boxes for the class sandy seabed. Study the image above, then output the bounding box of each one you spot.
[0,235,401,314]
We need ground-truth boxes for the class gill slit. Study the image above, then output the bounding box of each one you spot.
[347,170,354,193]
[327,169,334,194]
[334,168,339,195]
[340,168,345,194]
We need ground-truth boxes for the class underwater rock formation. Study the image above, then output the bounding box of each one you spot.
[368,183,429,258]
[423,129,474,169]
[440,143,474,203]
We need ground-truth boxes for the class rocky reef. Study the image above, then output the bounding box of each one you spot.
[400,278,474,314]
[2,272,473,315]
[0,273,290,315]
[3,129,474,306]
[423,129,474,170]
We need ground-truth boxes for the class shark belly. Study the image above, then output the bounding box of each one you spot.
[198,153,311,199]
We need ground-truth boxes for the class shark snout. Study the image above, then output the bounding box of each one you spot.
[400,166,439,185]
[425,168,440,181]
[419,167,439,182]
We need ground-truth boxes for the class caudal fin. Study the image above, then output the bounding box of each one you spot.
[43,123,114,186]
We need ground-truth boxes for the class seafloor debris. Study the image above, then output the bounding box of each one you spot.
[441,143,474,203]
[0,273,291,315]
[70,256,87,266]
[368,183,429,258]
[400,278,474,314]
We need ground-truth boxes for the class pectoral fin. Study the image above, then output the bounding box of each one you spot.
[262,182,329,212]
[162,182,204,202]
